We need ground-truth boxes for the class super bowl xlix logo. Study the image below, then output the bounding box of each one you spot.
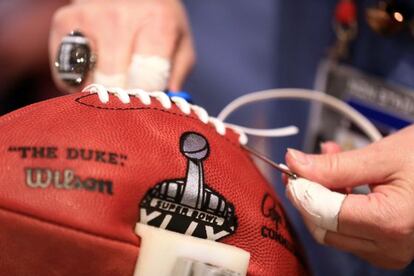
[139,132,237,241]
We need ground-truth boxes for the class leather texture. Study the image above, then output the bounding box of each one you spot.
[0,92,307,275]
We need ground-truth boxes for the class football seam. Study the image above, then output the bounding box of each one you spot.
[75,94,258,176]
[0,204,139,249]
[75,94,245,152]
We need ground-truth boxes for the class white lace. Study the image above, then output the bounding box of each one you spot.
[218,88,382,142]
[82,84,381,148]
[82,84,299,145]
[83,84,245,144]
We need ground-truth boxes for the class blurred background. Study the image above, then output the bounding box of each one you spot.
[0,0,67,114]
[1,0,414,275]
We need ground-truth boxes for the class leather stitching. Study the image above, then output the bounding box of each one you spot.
[75,94,246,153]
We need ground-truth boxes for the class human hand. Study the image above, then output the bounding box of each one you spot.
[285,126,414,269]
[49,0,195,92]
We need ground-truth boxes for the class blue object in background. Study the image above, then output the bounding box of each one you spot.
[166,90,194,103]
[183,0,413,275]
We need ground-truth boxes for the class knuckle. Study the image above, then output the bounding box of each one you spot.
[330,154,340,172]
[323,154,340,182]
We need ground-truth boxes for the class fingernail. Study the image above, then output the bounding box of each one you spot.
[287,148,310,166]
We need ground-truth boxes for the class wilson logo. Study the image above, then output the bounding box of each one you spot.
[25,168,113,195]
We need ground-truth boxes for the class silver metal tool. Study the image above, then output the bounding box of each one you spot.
[242,145,298,179]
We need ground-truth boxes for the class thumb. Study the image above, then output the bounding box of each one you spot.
[285,144,392,189]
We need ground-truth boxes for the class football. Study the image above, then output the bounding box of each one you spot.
[0,84,307,275]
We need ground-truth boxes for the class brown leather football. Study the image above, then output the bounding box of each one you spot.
[0,85,307,275]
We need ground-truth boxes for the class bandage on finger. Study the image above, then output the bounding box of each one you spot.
[126,55,171,91]
[286,177,346,232]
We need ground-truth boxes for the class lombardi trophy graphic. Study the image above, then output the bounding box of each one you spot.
[180,131,209,209]
[139,132,237,241]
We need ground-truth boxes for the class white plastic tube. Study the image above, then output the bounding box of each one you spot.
[218,89,382,142]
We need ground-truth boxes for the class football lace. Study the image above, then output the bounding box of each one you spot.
[83,84,250,144]
[83,84,381,149]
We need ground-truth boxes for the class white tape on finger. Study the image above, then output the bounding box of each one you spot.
[286,177,346,232]
[127,55,171,91]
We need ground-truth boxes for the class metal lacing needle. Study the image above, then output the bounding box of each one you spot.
[242,145,298,179]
